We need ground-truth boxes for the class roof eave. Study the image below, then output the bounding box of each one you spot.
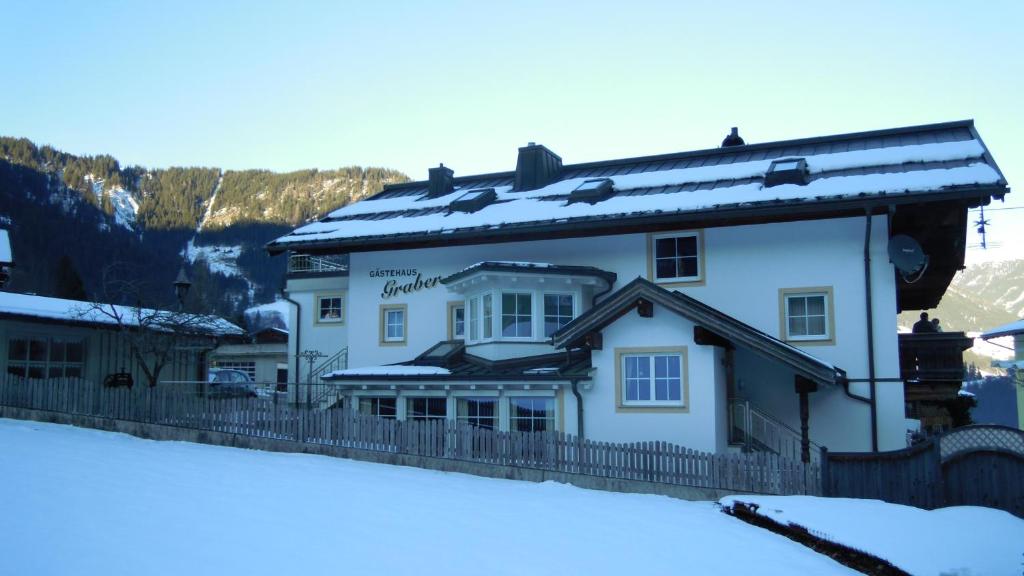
[267,184,1006,256]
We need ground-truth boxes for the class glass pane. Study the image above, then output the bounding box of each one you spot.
[379,398,396,417]
[469,298,480,340]
[808,316,826,336]
[483,295,492,338]
[544,294,557,316]
[502,293,516,315]
[806,296,825,315]
[679,257,698,278]
[788,297,806,316]
[502,315,516,337]
[65,366,82,378]
[655,258,675,279]
[7,365,25,377]
[637,380,650,400]
[655,237,676,258]
[677,236,697,257]
[8,339,27,362]
[49,341,66,363]
[654,356,669,378]
[789,317,807,336]
[517,293,531,315]
[668,379,681,401]
[626,380,639,401]
[28,366,44,379]
[66,341,84,363]
[48,367,63,378]
[28,339,47,362]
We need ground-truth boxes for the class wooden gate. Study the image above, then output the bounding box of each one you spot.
[823,425,1024,517]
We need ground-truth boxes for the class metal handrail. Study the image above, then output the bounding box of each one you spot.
[729,397,821,463]
[288,253,348,274]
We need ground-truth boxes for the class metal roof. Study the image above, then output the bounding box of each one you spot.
[268,120,1009,255]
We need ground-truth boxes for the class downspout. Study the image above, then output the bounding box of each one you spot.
[571,379,584,438]
[863,212,879,452]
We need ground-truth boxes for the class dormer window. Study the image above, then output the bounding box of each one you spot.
[764,157,809,187]
[501,292,533,338]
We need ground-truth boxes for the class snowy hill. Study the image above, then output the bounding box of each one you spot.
[899,259,1024,333]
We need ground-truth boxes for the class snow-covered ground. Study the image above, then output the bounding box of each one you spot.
[721,495,1024,576]
[0,419,858,576]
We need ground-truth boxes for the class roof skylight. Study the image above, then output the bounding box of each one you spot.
[764,158,809,187]
[449,188,497,213]
[569,178,614,203]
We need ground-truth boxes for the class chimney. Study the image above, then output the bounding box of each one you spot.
[514,143,562,191]
[427,163,454,198]
[721,127,745,148]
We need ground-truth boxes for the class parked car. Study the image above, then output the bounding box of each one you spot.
[207,368,258,398]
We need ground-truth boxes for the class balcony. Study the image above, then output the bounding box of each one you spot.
[899,332,973,404]
[287,253,348,276]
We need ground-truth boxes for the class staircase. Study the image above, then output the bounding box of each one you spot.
[728,398,821,464]
[301,348,348,408]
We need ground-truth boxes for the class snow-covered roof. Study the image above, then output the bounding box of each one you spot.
[269,120,1008,253]
[442,261,617,287]
[325,365,452,378]
[981,319,1024,339]
[0,291,244,336]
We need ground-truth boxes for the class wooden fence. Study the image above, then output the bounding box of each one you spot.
[823,425,1024,517]
[0,375,821,496]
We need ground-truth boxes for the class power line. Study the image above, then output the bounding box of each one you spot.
[968,206,1024,211]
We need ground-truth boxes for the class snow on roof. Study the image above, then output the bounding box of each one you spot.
[0,291,243,336]
[272,131,1004,249]
[0,229,11,264]
[325,365,451,378]
[981,318,1024,339]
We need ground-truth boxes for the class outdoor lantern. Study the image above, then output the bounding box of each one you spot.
[173,267,192,309]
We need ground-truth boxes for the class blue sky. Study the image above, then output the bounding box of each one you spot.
[1,0,1021,261]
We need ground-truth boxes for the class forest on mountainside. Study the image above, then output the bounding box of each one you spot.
[0,136,408,322]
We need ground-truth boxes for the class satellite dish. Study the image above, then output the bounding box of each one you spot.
[888,234,929,280]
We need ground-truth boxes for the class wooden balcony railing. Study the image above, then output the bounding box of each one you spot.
[898,332,973,383]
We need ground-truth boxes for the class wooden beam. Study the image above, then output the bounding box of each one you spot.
[693,326,733,349]
[637,298,654,318]
[585,332,603,351]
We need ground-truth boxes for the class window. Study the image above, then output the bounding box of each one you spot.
[456,397,497,429]
[482,294,493,339]
[408,397,447,421]
[781,288,833,342]
[616,348,687,410]
[651,231,703,283]
[214,361,256,380]
[509,397,555,432]
[315,293,345,324]
[543,293,574,336]
[468,296,480,341]
[501,292,532,338]
[359,397,397,419]
[448,302,465,340]
[7,336,84,379]
[380,304,407,345]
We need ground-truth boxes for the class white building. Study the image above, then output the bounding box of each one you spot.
[270,120,1009,457]
[981,319,1024,431]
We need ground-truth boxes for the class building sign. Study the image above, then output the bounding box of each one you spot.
[371,268,443,299]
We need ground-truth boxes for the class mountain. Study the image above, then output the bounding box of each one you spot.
[0,136,407,321]
[898,259,1024,333]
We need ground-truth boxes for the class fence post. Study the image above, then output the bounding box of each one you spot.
[819,446,829,496]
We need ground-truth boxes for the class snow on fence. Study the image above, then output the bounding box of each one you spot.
[0,375,820,496]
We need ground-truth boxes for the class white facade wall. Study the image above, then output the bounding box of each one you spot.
[291,214,904,452]
[587,302,723,452]
[283,275,349,382]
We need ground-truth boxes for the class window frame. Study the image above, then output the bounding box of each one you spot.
[648,230,705,285]
[542,292,576,337]
[778,287,835,345]
[500,291,534,339]
[358,396,397,419]
[212,360,256,381]
[508,396,556,432]
[314,291,346,325]
[407,397,448,422]
[379,303,408,346]
[447,301,465,340]
[614,347,689,412]
[456,396,498,429]
[6,335,86,379]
